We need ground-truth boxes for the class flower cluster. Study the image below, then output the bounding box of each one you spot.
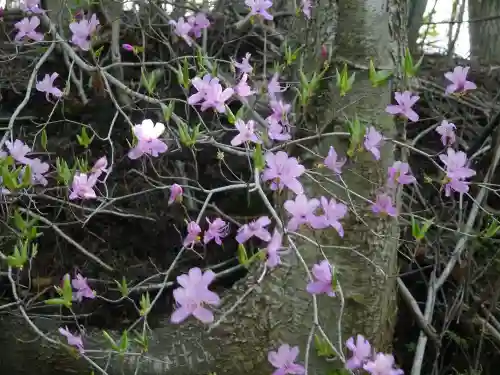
[169,13,210,46]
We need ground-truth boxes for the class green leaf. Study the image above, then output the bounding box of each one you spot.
[45,298,67,305]
[139,292,151,316]
[226,106,236,125]
[1,166,17,190]
[102,330,120,351]
[41,128,48,150]
[237,243,249,267]
[253,143,265,171]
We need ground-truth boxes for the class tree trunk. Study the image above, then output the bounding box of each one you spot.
[408,0,428,53]
[0,0,403,374]
[469,0,500,64]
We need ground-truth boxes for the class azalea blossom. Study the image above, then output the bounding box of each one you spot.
[268,344,305,375]
[387,161,416,188]
[24,157,49,186]
[301,0,312,18]
[187,13,210,38]
[306,260,336,297]
[231,119,261,146]
[20,0,44,14]
[236,216,271,243]
[385,91,420,122]
[168,183,183,205]
[436,120,456,146]
[5,139,31,164]
[90,156,108,177]
[169,17,193,45]
[312,196,347,236]
[183,221,202,247]
[69,13,99,50]
[267,117,292,141]
[245,0,273,20]
[71,273,95,302]
[203,218,229,245]
[14,16,44,42]
[128,119,168,159]
[345,335,372,370]
[69,172,98,200]
[267,73,287,98]
[234,73,255,98]
[171,267,220,324]
[199,82,234,113]
[188,75,218,105]
[363,353,404,375]
[372,193,397,217]
[36,73,63,101]
[439,148,476,196]
[266,229,284,268]
[262,151,305,195]
[364,127,383,160]
[284,194,319,231]
[59,327,84,353]
[444,66,476,95]
[233,53,253,75]
[324,146,346,174]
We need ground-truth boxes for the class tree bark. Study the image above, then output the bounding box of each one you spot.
[408,0,428,53]
[469,0,500,64]
[0,0,404,374]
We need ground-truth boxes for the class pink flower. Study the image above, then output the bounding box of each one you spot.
[188,74,218,105]
[5,139,31,164]
[36,73,63,101]
[90,156,108,177]
[444,66,476,95]
[301,0,312,18]
[262,151,305,195]
[364,126,383,160]
[183,221,202,247]
[199,82,234,113]
[267,117,292,141]
[171,267,220,324]
[372,194,397,217]
[69,172,98,200]
[306,260,336,297]
[69,14,99,50]
[24,157,49,186]
[267,73,287,98]
[231,119,261,146]
[59,327,84,353]
[363,353,403,375]
[122,43,134,51]
[268,344,305,375]
[245,0,273,20]
[324,146,345,174]
[71,273,95,302]
[312,197,347,236]
[385,91,419,122]
[236,216,271,244]
[266,229,284,268]
[203,218,229,245]
[233,53,253,75]
[234,73,255,98]
[20,0,44,14]
[128,119,168,159]
[387,161,416,188]
[436,120,456,146]
[268,100,291,124]
[187,13,210,38]
[345,335,372,370]
[284,194,319,231]
[439,148,476,196]
[14,16,44,42]
[168,183,183,205]
[169,17,193,46]
[266,100,292,141]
